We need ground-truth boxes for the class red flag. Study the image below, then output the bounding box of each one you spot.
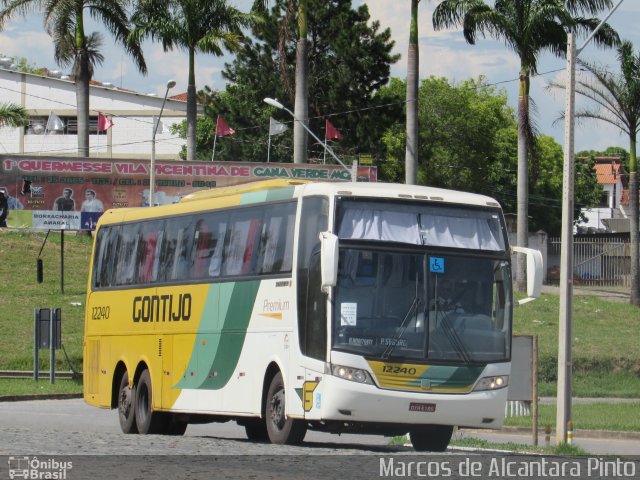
[216,116,236,137]
[97,113,113,131]
[325,119,342,140]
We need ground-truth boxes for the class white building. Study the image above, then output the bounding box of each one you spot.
[577,157,624,233]
[0,66,187,159]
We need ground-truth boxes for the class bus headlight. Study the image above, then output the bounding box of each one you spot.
[331,364,373,384]
[473,375,509,391]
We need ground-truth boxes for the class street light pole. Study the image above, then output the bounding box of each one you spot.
[263,97,353,177]
[556,0,624,444]
[557,31,576,446]
[150,79,176,207]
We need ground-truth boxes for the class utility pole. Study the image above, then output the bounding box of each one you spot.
[556,0,625,444]
[557,31,576,445]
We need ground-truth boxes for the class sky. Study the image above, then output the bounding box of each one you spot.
[0,1,638,153]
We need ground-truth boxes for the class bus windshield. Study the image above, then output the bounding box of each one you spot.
[332,199,512,364]
[332,250,512,363]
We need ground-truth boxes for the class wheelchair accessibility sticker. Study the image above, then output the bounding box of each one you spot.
[430,257,445,273]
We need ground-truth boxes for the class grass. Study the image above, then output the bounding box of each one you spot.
[0,230,91,372]
[0,378,83,397]
[504,402,640,432]
[514,291,640,397]
[450,437,589,456]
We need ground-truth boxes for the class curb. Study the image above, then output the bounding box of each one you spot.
[461,426,640,441]
[0,393,83,402]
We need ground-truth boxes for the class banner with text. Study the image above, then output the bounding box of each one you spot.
[0,156,376,230]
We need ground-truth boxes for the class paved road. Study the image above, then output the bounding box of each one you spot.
[0,398,638,456]
[1,399,638,479]
[0,398,416,455]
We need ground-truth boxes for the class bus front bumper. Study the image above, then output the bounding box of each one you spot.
[313,374,508,430]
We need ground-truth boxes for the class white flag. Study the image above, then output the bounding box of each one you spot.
[46,112,65,131]
[269,117,288,136]
[153,116,166,134]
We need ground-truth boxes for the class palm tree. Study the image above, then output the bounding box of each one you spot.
[130,0,256,162]
[433,0,619,291]
[0,102,29,128]
[293,0,308,164]
[0,0,147,158]
[256,0,308,164]
[406,0,420,185]
[549,40,640,305]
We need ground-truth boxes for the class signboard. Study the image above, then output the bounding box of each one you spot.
[1,155,377,230]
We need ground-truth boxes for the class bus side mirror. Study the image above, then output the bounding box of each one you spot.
[319,231,338,293]
[511,246,543,305]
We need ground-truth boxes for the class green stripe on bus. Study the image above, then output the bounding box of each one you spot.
[240,187,294,205]
[410,365,484,388]
[175,280,260,390]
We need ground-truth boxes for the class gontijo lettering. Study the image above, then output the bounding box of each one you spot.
[132,294,191,322]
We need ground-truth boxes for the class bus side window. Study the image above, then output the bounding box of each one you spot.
[208,220,227,278]
[113,223,140,286]
[193,219,211,278]
[138,220,163,284]
[222,208,264,277]
[94,225,119,288]
[256,202,296,274]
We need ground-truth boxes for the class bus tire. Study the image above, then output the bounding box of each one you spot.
[117,371,138,434]
[409,425,453,452]
[134,369,165,434]
[265,372,306,445]
[243,419,269,442]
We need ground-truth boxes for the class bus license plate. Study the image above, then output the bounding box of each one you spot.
[409,402,436,412]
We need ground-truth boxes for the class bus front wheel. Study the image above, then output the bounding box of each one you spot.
[134,369,166,434]
[409,425,454,452]
[265,372,306,445]
[118,371,137,434]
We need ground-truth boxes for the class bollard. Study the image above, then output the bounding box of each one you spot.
[567,420,574,445]
[544,425,551,447]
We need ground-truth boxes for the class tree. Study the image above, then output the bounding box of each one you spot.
[405,0,420,185]
[130,0,255,162]
[433,0,619,291]
[0,0,147,157]
[550,41,640,305]
[0,102,29,128]
[184,0,397,163]
[379,76,601,235]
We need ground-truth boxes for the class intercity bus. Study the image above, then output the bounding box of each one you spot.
[83,179,542,451]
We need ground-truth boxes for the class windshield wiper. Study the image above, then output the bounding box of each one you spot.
[436,310,472,365]
[380,295,419,360]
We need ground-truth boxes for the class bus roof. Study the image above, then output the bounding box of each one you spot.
[95,179,502,227]
[297,181,502,209]
[179,179,310,203]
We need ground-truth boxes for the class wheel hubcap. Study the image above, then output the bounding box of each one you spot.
[269,387,285,430]
[119,387,131,417]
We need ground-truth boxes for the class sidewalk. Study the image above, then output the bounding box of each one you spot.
[457,427,640,456]
[541,284,630,302]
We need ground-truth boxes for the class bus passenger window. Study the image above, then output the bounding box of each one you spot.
[193,219,211,278]
[113,223,140,285]
[208,221,227,278]
[256,203,296,274]
[138,220,163,284]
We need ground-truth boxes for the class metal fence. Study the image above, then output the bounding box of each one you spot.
[547,236,631,288]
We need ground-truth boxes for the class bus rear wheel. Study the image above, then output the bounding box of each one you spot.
[409,425,454,452]
[265,372,306,445]
[134,369,166,434]
[118,371,137,434]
